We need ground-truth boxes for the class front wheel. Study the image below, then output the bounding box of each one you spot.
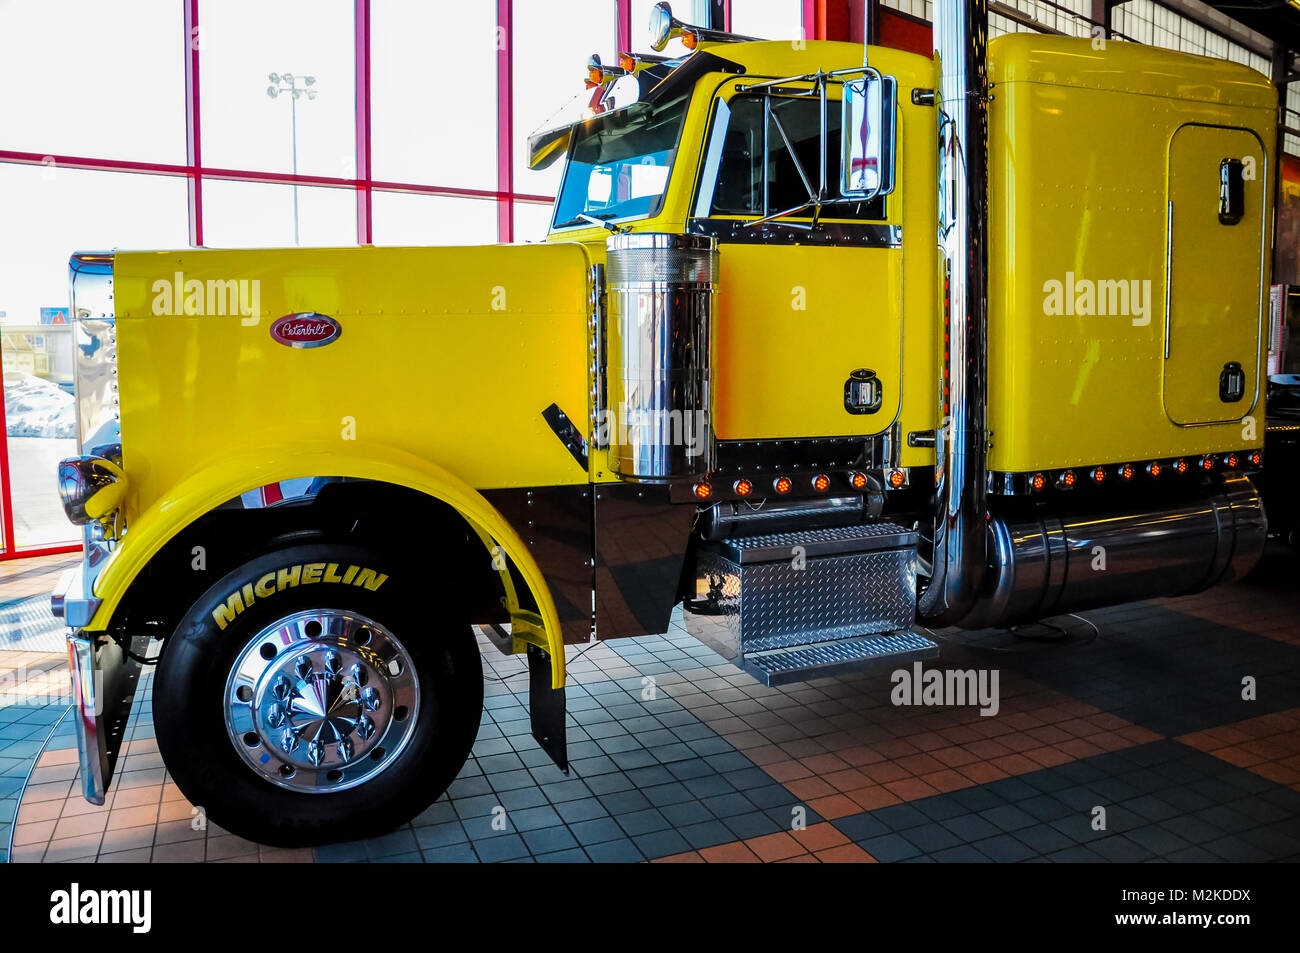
[154,543,482,847]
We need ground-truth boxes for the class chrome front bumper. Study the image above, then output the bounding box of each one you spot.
[65,630,147,804]
[53,557,145,805]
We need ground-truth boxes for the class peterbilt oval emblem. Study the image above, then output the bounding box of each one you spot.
[270,312,341,349]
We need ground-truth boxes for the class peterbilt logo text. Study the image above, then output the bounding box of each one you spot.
[270,312,342,348]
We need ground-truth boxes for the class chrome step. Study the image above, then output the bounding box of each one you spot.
[742,630,938,687]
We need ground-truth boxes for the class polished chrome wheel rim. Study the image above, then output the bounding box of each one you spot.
[223,609,419,794]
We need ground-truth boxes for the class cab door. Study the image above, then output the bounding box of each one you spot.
[1163,123,1266,425]
[690,84,903,441]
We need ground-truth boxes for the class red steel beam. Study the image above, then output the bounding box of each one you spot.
[496,0,514,243]
[184,0,203,246]
[355,0,373,244]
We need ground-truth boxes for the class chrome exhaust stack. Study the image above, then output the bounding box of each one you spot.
[919,0,991,625]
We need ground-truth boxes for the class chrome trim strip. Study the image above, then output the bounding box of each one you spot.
[686,218,900,247]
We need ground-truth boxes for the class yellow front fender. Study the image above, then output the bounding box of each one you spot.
[86,441,568,688]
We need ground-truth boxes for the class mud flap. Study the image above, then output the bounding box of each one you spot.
[527,644,567,773]
[66,631,148,804]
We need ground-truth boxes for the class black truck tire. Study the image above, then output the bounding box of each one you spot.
[153,542,482,847]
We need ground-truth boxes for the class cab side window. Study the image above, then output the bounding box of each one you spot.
[706,93,885,221]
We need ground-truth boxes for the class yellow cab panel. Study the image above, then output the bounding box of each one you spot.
[985,34,1274,473]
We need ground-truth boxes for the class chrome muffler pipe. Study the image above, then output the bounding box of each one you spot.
[919,0,991,624]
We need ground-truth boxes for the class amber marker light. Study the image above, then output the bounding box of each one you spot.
[773,476,792,495]
[1199,456,1215,472]
[1090,466,1107,485]
[849,471,868,490]
[1223,453,1239,469]
[1146,461,1162,479]
[618,52,637,71]
[1030,472,1047,492]
[682,31,698,49]
[887,469,906,489]
[1247,450,1262,467]
[1174,458,1189,475]
[1117,463,1135,482]
[733,478,753,497]
[1057,470,1077,490]
[693,482,711,501]
[812,473,831,492]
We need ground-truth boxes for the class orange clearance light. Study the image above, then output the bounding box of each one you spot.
[1089,466,1107,485]
[1200,456,1215,472]
[1057,470,1077,490]
[1223,453,1239,469]
[619,52,637,72]
[693,482,712,501]
[1146,461,1162,479]
[1117,463,1135,482]
[773,476,792,495]
[1174,458,1189,475]
[733,478,753,498]
[587,66,603,85]
[887,469,906,489]
[849,471,868,490]
[812,473,831,493]
[682,31,698,49]
[1030,472,1047,493]
[1247,450,1262,467]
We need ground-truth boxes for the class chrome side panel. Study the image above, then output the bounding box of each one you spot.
[962,474,1267,629]
[604,233,717,481]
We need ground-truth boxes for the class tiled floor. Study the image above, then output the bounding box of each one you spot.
[2,546,1299,863]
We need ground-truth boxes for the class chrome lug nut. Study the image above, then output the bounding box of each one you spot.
[324,650,341,674]
[307,739,325,766]
[265,702,285,728]
[362,686,380,712]
[295,656,313,679]
[336,738,354,761]
[356,716,376,741]
[349,663,367,686]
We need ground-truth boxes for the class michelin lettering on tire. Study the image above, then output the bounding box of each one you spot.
[211,562,389,630]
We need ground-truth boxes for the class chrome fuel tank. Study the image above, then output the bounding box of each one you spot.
[960,474,1267,629]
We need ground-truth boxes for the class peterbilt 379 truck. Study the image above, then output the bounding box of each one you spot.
[50,1,1273,845]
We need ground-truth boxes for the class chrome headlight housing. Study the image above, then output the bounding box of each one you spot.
[57,454,126,525]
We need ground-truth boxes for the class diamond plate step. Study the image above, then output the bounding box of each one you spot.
[741,630,938,686]
[720,522,919,564]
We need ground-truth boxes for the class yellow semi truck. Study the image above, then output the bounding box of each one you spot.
[51,1,1272,845]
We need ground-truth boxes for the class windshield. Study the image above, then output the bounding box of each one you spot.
[552,93,689,230]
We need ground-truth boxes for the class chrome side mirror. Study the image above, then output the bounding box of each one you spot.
[841,70,897,200]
